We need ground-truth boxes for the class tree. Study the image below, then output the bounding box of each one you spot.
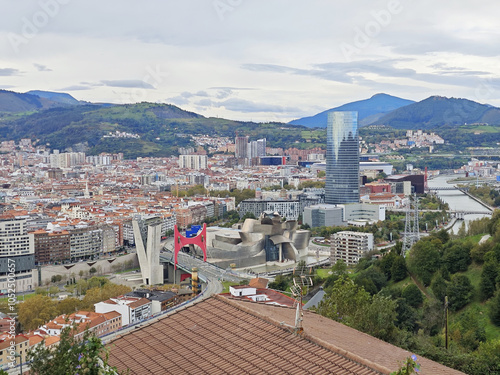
[447,274,474,311]
[17,295,58,331]
[378,252,397,279]
[354,267,387,295]
[317,276,371,327]
[360,293,397,341]
[48,286,60,296]
[402,284,424,308]
[442,241,472,274]
[268,275,289,291]
[318,277,396,341]
[395,299,418,333]
[451,309,487,351]
[80,283,132,310]
[490,291,500,326]
[28,327,119,375]
[324,260,348,289]
[479,260,498,301]
[430,273,447,302]
[57,297,82,315]
[391,256,407,282]
[407,238,441,286]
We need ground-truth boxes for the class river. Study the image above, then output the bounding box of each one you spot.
[427,174,491,233]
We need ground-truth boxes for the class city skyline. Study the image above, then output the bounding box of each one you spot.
[1,1,500,122]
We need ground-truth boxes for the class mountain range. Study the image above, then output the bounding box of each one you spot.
[289,93,415,127]
[2,89,500,157]
[371,96,500,129]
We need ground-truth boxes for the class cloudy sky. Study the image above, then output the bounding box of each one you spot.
[1,0,499,122]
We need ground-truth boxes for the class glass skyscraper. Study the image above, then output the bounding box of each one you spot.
[325,111,360,204]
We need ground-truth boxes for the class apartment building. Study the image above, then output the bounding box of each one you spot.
[95,296,152,326]
[239,199,301,220]
[0,214,35,293]
[178,154,208,170]
[31,229,70,265]
[69,226,103,261]
[330,231,374,266]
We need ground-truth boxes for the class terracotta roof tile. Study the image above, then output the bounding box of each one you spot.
[108,296,382,375]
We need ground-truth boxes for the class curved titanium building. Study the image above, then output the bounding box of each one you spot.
[325,111,360,204]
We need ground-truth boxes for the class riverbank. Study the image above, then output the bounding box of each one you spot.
[461,190,495,212]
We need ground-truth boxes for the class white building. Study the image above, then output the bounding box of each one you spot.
[95,296,152,326]
[0,215,35,292]
[330,231,374,266]
[178,154,208,170]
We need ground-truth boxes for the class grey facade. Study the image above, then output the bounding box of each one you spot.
[239,199,300,220]
[325,111,359,205]
[303,204,345,228]
[0,216,35,292]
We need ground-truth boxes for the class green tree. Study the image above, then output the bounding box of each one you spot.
[89,267,97,276]
[318,276,397,341]
[490,291,500,326]
[268,275,289,291]
[442,241,471,274]
[395,299,418,333]
[80,283,132,310]
[471,240,494,264]
[354,267,387,295]
[57,297,82,315]
[378,252,397,279]
[447,274,474,311]
[324,260,348,289]
[407,238,441,286]
[479,259,498,301]
[360,293,397,341]
[402,284,424,308]
[317,276,370,326]
[28,327,119,375]
[48,286,60,296]
[430,273,447,302]
[451,309,486,351]
[391,256,407,282]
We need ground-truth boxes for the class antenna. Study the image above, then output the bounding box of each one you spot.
[289,264,313,334]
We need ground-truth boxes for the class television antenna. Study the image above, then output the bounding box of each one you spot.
[289,264,313,334]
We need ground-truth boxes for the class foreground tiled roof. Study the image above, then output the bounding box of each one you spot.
[226,298,465,375]
[108,296,381,374]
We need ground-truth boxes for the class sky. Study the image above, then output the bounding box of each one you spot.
[1,0,500,122]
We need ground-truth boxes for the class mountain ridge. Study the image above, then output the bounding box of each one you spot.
[371,95,500,129]
[289,93,415,128]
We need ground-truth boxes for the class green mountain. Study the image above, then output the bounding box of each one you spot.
[289,93,415,128]
[0,101,306,158]
[0,89,68,112]
[26,90,81,105]
[371,96,500,129]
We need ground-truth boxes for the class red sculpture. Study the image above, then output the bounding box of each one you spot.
[173,224,207,269]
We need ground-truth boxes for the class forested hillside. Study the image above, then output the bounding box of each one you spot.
[309,214,500,374]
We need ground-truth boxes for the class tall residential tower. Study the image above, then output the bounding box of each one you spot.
[325,111,359,205]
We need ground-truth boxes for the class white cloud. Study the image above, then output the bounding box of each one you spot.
[0,0,499,121]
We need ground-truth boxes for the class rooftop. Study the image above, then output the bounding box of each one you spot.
[107,296,464,375]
